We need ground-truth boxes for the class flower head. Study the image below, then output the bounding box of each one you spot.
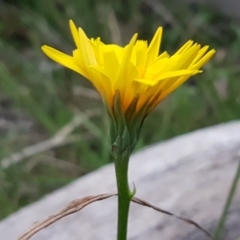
[42,20,215,155]
[42,20,215,113]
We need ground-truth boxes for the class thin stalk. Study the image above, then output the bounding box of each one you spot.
[114,155,132,240]
[214,159,240,239]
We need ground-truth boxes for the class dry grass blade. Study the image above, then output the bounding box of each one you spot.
[1,109,101,169]
[18,193,214,240]
[18,193,115,240]
[132,197,214,239]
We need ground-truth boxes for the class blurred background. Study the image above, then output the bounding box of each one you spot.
[0,0,240,221]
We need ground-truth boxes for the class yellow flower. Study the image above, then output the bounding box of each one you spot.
[42,20,215,155]
[42,20,215,116]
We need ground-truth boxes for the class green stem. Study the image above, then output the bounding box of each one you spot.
[114,155,132,240]
[214,159,240,240]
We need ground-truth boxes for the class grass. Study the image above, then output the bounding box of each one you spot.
[0,0,240,220]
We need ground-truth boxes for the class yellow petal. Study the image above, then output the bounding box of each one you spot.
[103,51,120,82]
[191,46,209,65]
[69,20,80,48]
[78,28,97,65]
[134,69,200,86]
[87,66,113,105]
[191,49,216,69]
[41,45,83,74]
[175,44,201,69]
[134,40,148,67]
[116,33,138,94]
[175,40,193,55]
[146,27,163,66]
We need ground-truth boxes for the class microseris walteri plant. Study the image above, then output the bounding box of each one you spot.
[42,20,215,240]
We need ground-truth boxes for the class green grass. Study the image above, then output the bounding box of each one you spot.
[0,0,240,220]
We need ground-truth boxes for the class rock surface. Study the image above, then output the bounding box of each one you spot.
[0,121,240,240]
